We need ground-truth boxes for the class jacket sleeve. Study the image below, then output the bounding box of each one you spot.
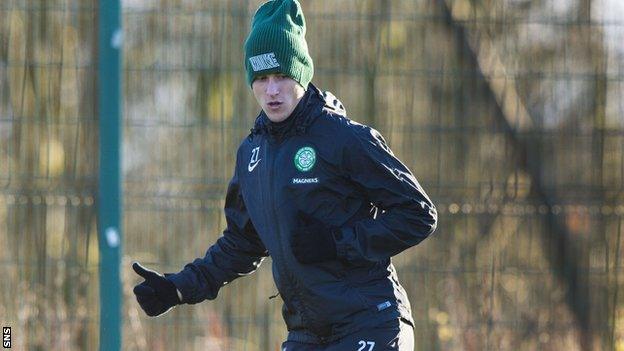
[167,166,268,304]
[334,124,437,263]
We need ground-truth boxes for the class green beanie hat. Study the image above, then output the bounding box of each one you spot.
[244,0,314,89]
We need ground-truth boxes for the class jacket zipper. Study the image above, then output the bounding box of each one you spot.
[265,138,314,331]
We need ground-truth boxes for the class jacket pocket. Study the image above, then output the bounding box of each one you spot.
[345,265,394,312]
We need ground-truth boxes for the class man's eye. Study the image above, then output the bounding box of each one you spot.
[257,76,268,81]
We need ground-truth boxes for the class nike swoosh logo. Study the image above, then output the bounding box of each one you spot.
[248,160,261,172]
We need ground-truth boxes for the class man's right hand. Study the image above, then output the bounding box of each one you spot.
[132,262,181,317]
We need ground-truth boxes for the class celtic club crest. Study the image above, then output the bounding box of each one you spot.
[294,147,316,172]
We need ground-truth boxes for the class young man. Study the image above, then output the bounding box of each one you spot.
[132,0,437,349]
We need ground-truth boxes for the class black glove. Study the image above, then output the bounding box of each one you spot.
[132,262,181,317]
[291,212,339,264]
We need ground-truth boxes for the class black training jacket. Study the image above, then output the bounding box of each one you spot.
[169,84,437,344]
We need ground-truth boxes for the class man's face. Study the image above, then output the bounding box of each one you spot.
[252,73,306,123]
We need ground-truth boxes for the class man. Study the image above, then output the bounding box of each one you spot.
[132,0,437,349]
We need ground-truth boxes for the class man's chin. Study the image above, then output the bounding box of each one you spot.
[266,113,288,123]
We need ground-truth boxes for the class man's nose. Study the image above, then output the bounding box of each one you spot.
[266,78,279,96]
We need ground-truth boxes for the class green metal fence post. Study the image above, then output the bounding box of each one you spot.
[98,0,122,350]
